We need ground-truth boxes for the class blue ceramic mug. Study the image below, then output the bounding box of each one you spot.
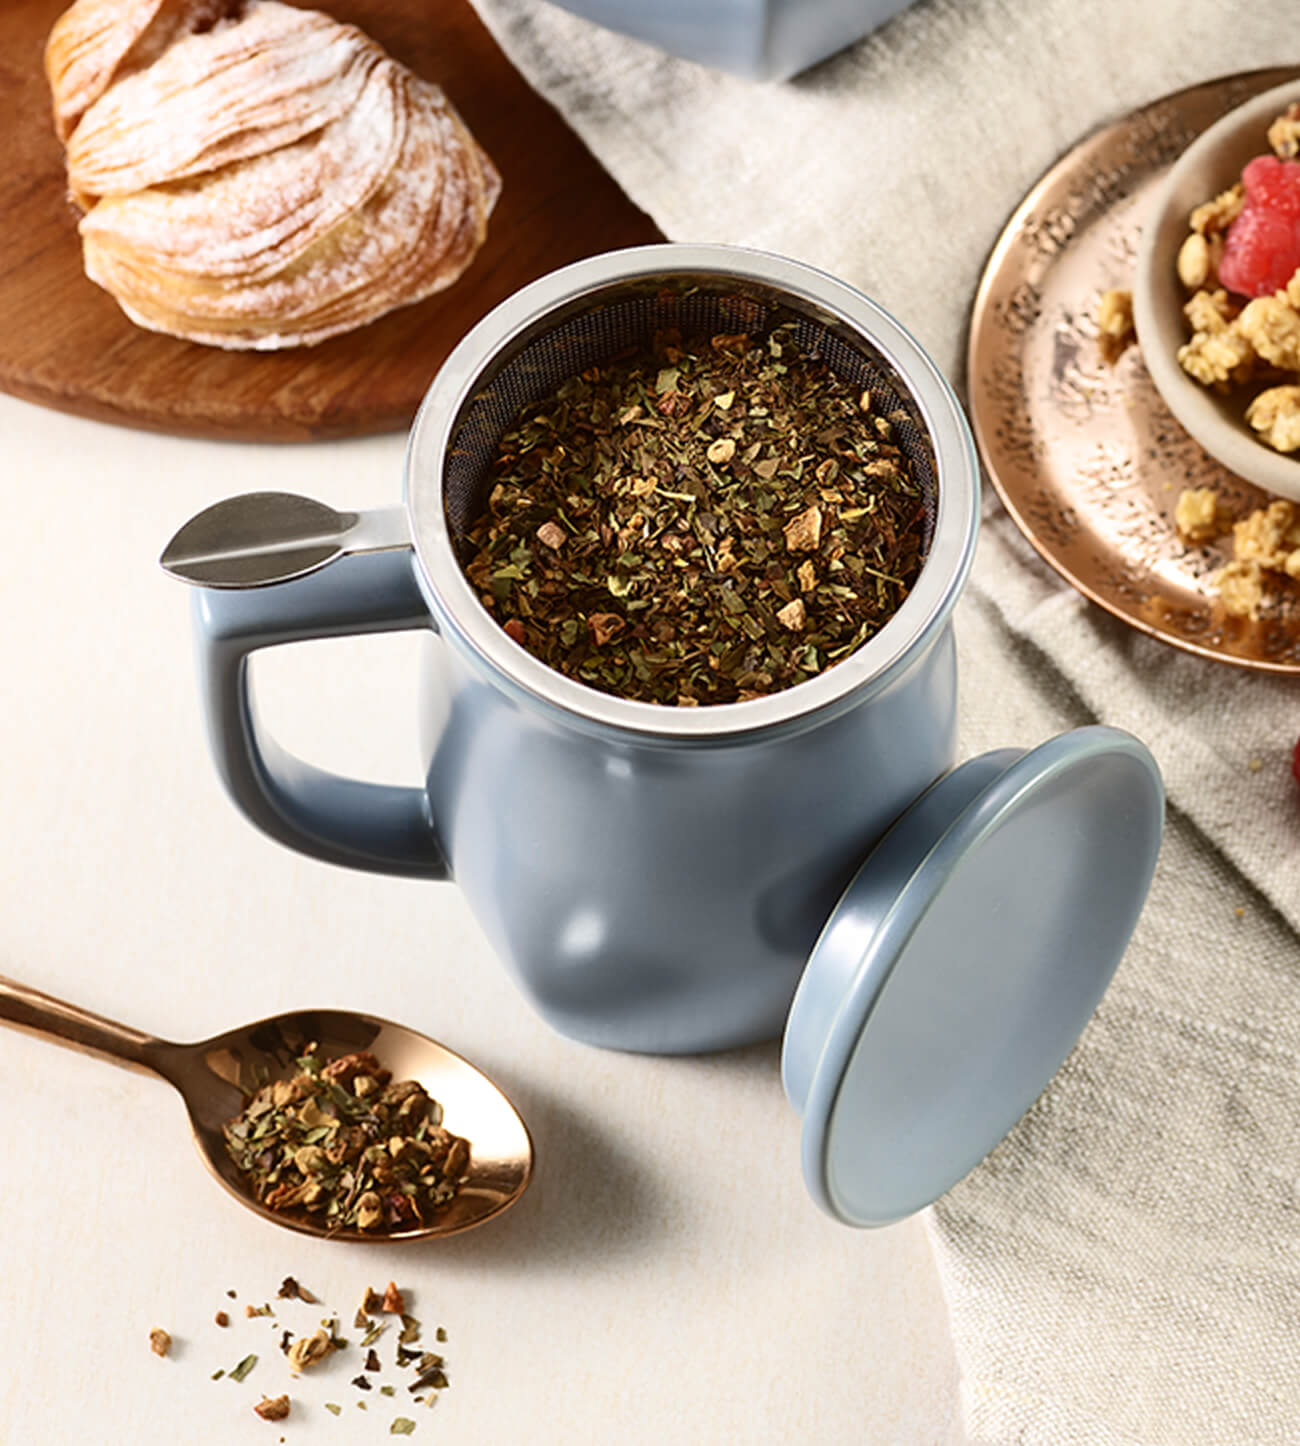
[174,246,981,1055]
[540,0,918,79]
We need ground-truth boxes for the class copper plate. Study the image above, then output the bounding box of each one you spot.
[968,67,1300,673]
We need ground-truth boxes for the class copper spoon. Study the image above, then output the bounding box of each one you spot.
[0,975,533,1241]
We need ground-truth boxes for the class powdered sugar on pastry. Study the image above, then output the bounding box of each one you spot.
[66,3,382,204]
[48,0,500,349]
[80,58,405,279]
[46,0,241,142]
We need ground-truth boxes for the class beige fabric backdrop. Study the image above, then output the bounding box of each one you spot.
[468,1,1300,1440]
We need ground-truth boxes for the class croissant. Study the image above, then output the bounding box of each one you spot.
[46,0,501,350]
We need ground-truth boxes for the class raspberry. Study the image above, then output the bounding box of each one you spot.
[1219,155,1300,298]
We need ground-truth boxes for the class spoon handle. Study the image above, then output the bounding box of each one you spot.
[0,975,161,1078]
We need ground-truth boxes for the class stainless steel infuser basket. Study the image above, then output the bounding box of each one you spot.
[406,244,978,738]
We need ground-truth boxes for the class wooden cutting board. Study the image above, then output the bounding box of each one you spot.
[0,0,663,440]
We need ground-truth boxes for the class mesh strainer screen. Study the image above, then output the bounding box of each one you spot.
[442,282,938,551]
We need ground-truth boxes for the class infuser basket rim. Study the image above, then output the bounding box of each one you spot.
[405,243,978,738]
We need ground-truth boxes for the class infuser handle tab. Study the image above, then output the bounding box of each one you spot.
[189,540,449,880]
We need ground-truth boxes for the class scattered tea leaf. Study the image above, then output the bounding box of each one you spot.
[287,1329,334,1374]
[253,1394,291,1422]
[230,1354,258,1383]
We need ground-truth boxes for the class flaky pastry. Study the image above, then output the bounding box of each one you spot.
[46,0,500,349]
[46,0,241,143]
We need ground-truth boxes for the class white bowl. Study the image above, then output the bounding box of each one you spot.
[1133,79,1300,503]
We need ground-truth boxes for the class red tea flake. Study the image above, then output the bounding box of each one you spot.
[253,1394,291,1422]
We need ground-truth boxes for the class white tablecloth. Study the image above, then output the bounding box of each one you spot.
[0,393,960,1443]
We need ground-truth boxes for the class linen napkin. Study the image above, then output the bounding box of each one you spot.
[469,1,1300,1440]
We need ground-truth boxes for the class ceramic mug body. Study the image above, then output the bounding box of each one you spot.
[417,621,957,1052]
[186,246,980,1055]
[540,0,917,79]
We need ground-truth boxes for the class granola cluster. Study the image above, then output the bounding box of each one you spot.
[1173,104,1300,453]
[1175,489,1300,618]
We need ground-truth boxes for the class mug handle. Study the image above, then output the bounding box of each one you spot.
[192,545,448,880]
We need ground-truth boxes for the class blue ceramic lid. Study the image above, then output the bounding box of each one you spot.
[781,726,1164,1228]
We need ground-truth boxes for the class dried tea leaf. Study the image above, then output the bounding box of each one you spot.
[222,1056,468,1234]
[287,1329,334,1374]
[457,327,929,706]
[230,1354,258,1383]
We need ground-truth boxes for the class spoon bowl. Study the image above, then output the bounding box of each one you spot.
[0,977,533,1242]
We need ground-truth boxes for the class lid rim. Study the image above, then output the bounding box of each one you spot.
[792,727,1164,1228]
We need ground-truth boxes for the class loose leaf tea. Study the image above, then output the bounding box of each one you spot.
[230,1354,259,1383]
[222,1049,471,1233]
[201,1276,446,1430]
[458,326,930,705]
[253,1394,291,1422]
